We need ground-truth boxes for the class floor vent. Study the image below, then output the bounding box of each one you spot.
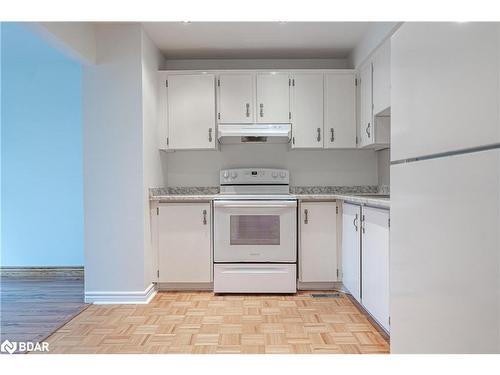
[310,293,342,298]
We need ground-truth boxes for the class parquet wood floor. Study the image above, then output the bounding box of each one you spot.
[37,291,389,354]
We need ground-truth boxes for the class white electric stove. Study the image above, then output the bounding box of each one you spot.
[213,168,297,294]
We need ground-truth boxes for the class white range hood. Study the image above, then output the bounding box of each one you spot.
[217,124,291,144]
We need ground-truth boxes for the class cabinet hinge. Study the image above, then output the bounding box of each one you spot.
[165,80,168,87]
[218,112,221,120]
[166,137,169,146]
[336,206,339,214]
[292,137,295,145]
[355,136,358,145]
[388,316,391,326]
[336,269,339,278]
[157,270,159,278]
[355,78,358,86]
[388,218,391,228]
[288,112,291,120]
[292,79,295,86]
[156,207,159,215]
[217,79,220,87]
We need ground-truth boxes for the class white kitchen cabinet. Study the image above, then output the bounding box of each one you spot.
[299,201,338,282]
[291,73,324,149]
[358,60,390,150]
[372,39,391,116]
[358,62,373,148]
[158,203,212,283]
[324,73,357,148]
[166,74,216,150]
[256,72,290,123]
[217,73,254,123]
[341,203,361,303]
[361,206,390,332]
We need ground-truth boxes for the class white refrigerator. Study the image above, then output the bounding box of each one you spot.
[390,22,500,353]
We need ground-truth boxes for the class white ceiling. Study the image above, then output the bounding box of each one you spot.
[142,22,373,59]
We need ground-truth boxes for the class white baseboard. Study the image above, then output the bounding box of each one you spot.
[297,281,344,291]
[85,283,157,304]
[157,282,213,291]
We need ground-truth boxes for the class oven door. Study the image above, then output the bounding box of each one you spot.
[214,200,297,263]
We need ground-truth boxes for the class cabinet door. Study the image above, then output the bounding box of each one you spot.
[256,73,290,123]
[358,63,373,147]
[299,202,338,282]
[341,203,361,302]
[167,74,216,150]
[324,73,356,148]
[158,203,211,283]
[291,73,324,149]
[372,39,391,115]
[362,206,390,331]
[218,73,254,123]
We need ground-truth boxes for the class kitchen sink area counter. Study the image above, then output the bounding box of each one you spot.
[291,186,390,209]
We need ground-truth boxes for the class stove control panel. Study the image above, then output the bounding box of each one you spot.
[220,168,289,185]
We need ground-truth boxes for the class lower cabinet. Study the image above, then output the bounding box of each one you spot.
[341,203,390,332]
[342,203,362,303]
[158,202,212,283]
[299,201,339,283]
[361,206,390,332]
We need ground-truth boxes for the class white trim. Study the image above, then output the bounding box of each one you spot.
[85,283,157,304]
[158,282,214,291]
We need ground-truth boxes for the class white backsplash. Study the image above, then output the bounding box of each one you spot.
[161,144,379,187]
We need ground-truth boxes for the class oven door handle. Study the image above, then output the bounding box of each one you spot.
[214,201,297,208]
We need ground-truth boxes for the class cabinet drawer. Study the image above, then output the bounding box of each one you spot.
[214,264,296,293]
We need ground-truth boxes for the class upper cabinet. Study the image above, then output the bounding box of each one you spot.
[158,69,358,151]
[256,72,291,123]
[372,40,391,116]
[163,74,216,150]
[358,62,373,148]
[358,39,391,150]
[291,73,324,149]
[217,73,254,123]
[324,73,357,149]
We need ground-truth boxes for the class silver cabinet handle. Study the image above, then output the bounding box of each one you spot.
[361,214,366,234]
[366,123,371,138]
[202,209,207,225]
[317,128,321,142]
[208,128,213,142]
[353,213,358,232]
[304,209,308,224]
[330,128,334,143]
[259,103,264,118]
[245,103,250,117]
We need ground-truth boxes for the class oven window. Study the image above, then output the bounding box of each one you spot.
[230,215,280,245]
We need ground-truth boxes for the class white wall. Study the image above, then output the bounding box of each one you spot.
[164,58,348,70]
[348,22,400,69]
[28,22,96,65]
[377,148,390,186]
[83,23,146,294]
[163,145,378,187]
[141,30,165,288]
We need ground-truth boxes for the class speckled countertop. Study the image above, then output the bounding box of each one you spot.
[150,186,390,208]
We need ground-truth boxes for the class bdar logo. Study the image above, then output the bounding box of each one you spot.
[1,340,17,354]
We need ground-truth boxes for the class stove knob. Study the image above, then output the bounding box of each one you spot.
[272,171,278,178]
[231,171,238,179]
[279,171,286,179]
[223,171,229,179]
